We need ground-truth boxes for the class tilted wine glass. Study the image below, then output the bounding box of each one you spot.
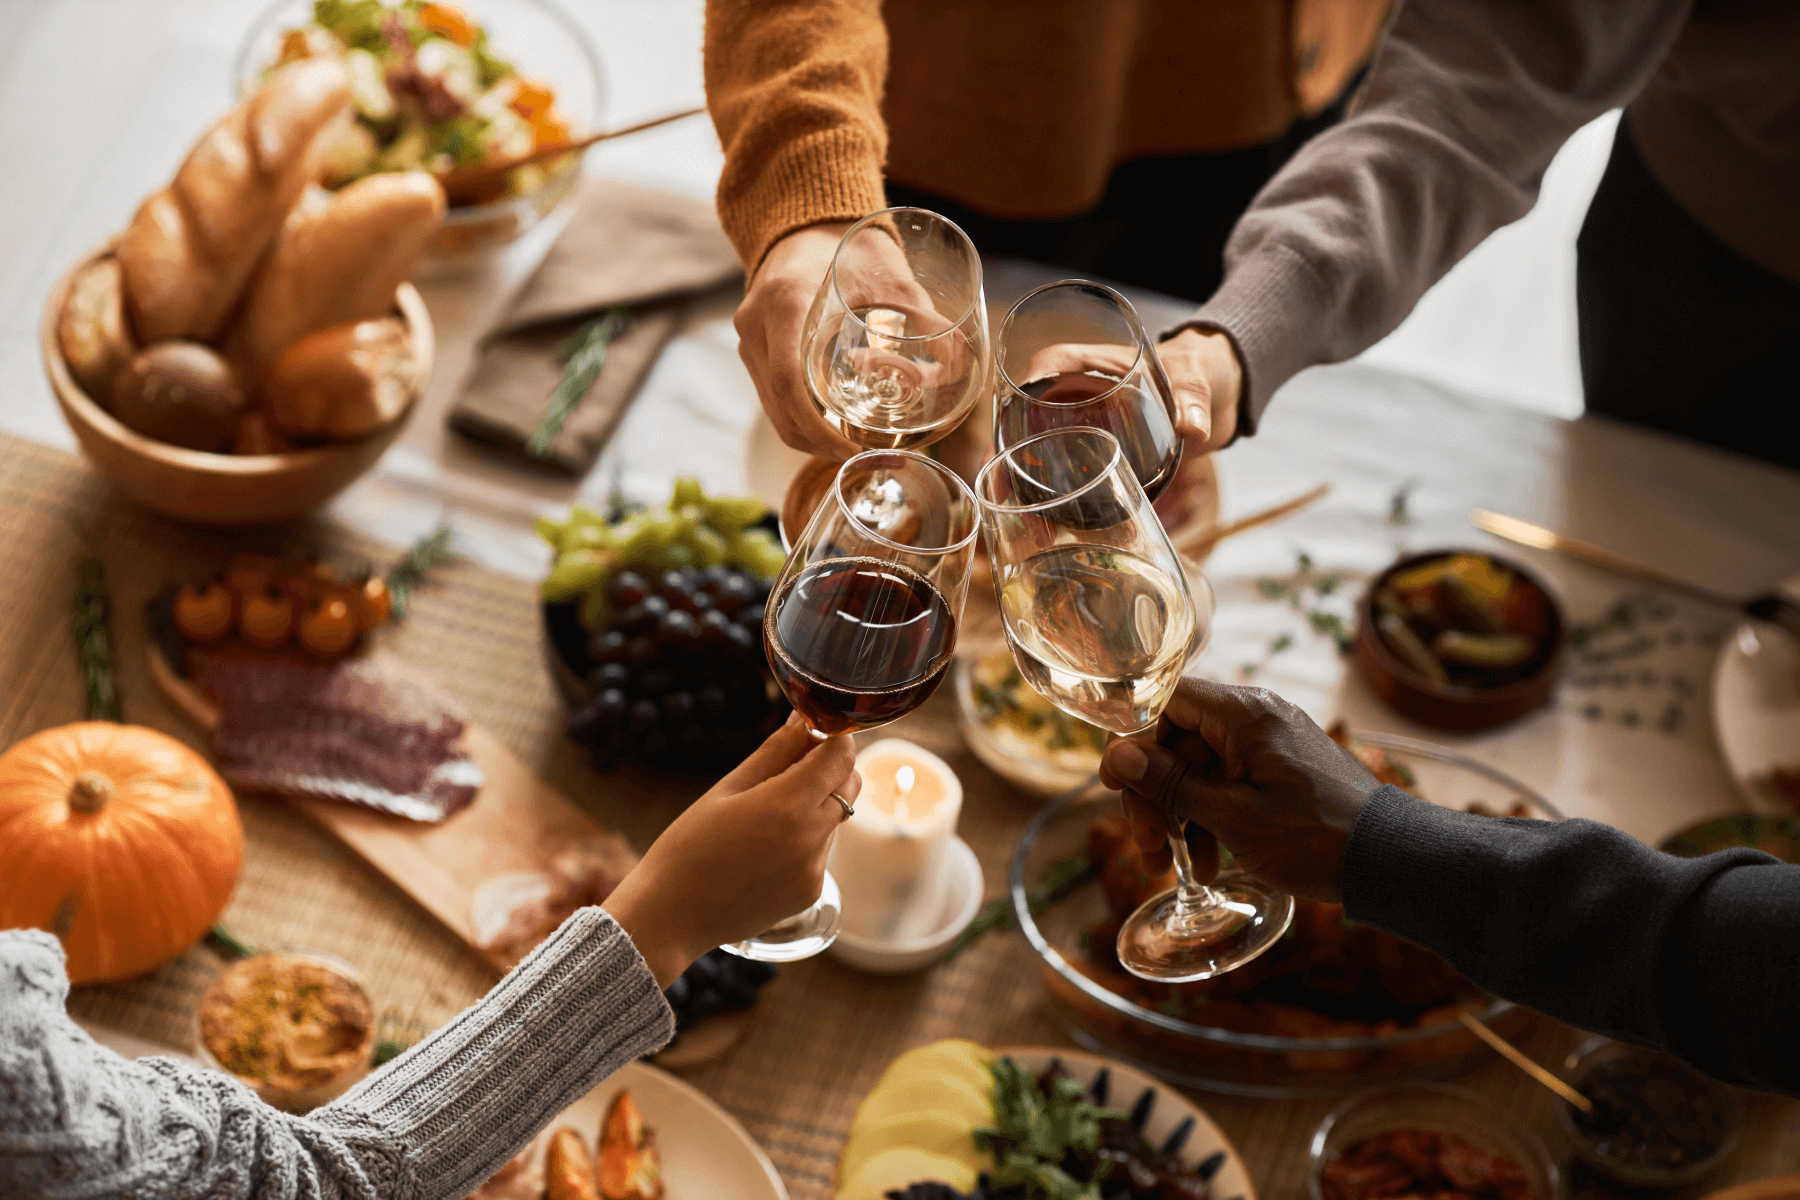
[975,426,1293,981]
[722,450,978,962]
[993,280,1183,502]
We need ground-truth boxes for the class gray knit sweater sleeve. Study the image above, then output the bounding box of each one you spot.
[0,909,675,1200]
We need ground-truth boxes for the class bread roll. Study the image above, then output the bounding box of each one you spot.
[111,342,247,452]
[118,58,352,343]
[58,257,136,404]
[265,317,422,439]
[241,172,445,373]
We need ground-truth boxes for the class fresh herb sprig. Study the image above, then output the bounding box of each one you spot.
[941,850,1094,963]
[1241,549,1354,676]
[976,1058,1125,1200]
[72,556,121,721]
[386,523,456,622]
[528,307,632,457]
[205,923,259,961]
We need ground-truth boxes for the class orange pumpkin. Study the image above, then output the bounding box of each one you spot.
[0,723,242,983]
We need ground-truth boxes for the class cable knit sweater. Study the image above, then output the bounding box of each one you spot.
[0,909,675,1200]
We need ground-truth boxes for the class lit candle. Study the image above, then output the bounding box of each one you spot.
[830,738,964,940]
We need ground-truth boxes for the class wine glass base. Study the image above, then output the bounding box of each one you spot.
[1115,871,1294,983]
[720,872,842,963]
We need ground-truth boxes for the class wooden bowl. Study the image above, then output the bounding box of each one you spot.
[1354,549,1563,732]
[41,239,432,527]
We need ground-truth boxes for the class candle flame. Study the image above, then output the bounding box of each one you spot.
[893,764,915,821]
[896,766,915,793]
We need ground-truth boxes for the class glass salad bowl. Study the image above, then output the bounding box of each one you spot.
[233,0,604,264]
[1010,730,1564,1098]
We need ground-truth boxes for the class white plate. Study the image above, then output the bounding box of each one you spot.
[996,1046,1259,1200]
[1711,573,1800,813]
[537,1060,788,1200]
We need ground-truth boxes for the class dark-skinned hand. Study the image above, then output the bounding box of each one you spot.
[1097,678,1382,902]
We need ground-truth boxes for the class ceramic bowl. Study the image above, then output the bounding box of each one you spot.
[43,241,431,527]
[1556,1037,1742,1189]
[1354,549,1563,732]
[827,836,984,974]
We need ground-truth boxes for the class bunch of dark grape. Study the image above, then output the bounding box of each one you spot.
[662,949,777,1036]
[563,564,788,772]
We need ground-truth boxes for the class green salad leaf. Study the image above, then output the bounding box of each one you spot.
[313,0,390,53]
[975,1059,1125,1200]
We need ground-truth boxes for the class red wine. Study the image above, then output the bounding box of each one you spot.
[996,370,1182,502]
[765,556,956,735]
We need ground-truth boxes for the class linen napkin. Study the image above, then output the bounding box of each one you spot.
[448,177,742,474]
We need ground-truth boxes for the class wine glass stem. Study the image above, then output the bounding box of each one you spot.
[1164,811,1221,935]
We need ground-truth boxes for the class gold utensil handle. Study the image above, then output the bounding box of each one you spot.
[1455,1008,1594,1113]
[1469,509,1736,610]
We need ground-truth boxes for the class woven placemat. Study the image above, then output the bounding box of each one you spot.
[3,433,1794,1200]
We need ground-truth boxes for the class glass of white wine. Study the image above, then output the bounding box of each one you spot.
[975,426,1293,982]
[802,208,990,452]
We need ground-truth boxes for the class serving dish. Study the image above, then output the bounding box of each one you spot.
[195,948,376,1112]
[1355,550,1563,732]
[1309,1081,1558,1200]
[1557,1037,1742,1189]
[828,836,984,974]
[1011,732,1557,1097]
[232,0,605,265]
[1710,575,1800,814]
[43,240,432,526]
[996,1046,1258,1200]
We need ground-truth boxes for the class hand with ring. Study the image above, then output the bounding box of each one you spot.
[1097,678,1382,903]
[604,713,861,984]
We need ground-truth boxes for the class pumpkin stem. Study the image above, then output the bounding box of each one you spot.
[69,771,114,814]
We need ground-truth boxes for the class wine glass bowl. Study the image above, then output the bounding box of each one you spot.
[803,209,990,451]
[976,426,1291,983]
[994,281,1183,501]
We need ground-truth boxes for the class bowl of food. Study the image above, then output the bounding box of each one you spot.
[954,616,1106,798]
[44,241,433,527]
[1309,1082,1559,1200]
[197,949,376,1112]
[1355,550,1563,731]
[1556,1038,1742,1189]
[537,479,791,775]
[1011,729,1559,1097]
[234,0,603,263]
[1660,814,1800,863]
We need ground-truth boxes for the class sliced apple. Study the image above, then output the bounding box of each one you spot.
[877,1040,994,1097]
[851,1070,992,1137]
[840,1109,989,1185]
[836,1147,977,1200]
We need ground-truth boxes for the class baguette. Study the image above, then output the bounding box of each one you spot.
[57,257,136,404]
[117,57,352,343]
[264,316,423,439]
[241,171,445,374]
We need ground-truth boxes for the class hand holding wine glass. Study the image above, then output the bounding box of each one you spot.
[976,426,1293,981]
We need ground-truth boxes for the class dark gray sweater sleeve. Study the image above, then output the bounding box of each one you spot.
[1342,785,1800,1096]
[0,908,675,1200]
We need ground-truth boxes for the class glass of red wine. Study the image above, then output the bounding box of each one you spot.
[993,280,1183,502]
[725,449,978,962]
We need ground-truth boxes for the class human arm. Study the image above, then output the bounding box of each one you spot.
[704,0,890,460]
[0,719,860,1199]
[1099,678,1800,1096]
[1173,0,1693,435]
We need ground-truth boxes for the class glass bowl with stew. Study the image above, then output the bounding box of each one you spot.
[1556,1038,1742,1188]
[1309,1082,1559,1200]
[1010,729,1563,1097]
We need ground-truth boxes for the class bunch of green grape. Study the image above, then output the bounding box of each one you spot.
[537,478,785,629]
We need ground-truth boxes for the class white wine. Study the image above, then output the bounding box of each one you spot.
[999,544,1196,734]
[804,306,978,450]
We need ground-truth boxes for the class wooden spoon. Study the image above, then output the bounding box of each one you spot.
[436,104,707,206]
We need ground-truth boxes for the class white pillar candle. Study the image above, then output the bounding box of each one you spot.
[831,738,964,940]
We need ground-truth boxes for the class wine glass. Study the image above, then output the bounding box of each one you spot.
[993,280,1183,502]
[724,449,979,962]
[975,426,1293,981]
[803,208,989,452]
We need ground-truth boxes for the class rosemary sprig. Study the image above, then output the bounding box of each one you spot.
[206,923,259,960]
[72,556,121,721]
[941,850,1094,963]
[386,523,456,622]
[373,1039,411,1067]
[527,306,631,457]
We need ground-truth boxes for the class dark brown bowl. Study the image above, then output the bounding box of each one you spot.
[1354,549,1563,732]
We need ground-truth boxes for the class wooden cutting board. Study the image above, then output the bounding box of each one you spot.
[147,644,637,977]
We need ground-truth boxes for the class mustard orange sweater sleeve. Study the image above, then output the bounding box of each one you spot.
[704,0,890,274]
